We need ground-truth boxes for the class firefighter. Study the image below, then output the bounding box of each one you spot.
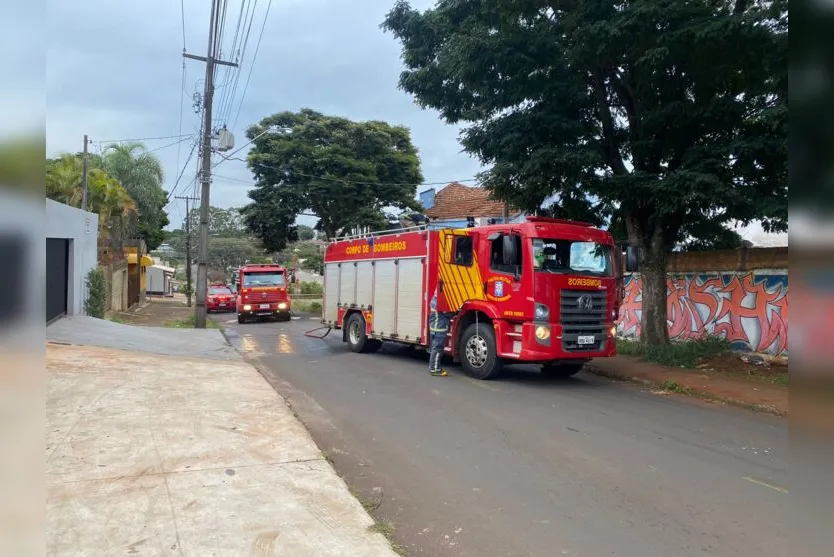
[428,287,453,377]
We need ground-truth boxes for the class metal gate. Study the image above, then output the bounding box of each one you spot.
[46,238,69,323]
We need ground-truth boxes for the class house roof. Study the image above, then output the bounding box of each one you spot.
[424,182,517,220]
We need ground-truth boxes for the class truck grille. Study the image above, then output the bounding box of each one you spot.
[560,289,608,352]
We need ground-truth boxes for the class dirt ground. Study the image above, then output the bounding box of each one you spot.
[107,295,227,327]
[696,353,789,386]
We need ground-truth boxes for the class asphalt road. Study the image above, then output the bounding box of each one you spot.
[212,313,788,557]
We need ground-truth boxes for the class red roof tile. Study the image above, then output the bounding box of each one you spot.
[424,182,516,219]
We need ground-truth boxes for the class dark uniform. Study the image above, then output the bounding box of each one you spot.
[428,292,452,376]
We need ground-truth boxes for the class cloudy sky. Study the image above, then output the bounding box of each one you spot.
[46,0,483,230]
[45,0,785,245]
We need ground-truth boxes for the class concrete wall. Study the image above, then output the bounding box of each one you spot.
[46,199,99,316]
[616,248,788,355]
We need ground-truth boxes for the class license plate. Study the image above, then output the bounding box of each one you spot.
[219,303,226,306]
[577,335,595,345]
[259,303,270,309]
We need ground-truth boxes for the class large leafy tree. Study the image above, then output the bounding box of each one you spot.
[91,142,170,251]
[243,109,424,248]
[383,0,787,346]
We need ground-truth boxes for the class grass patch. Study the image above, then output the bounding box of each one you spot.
[617,335,732,368]
[770,374,789,387]
[662,379,692,394]
[108,315,125,324]
[294,300,322,314]
[165,315,220,329]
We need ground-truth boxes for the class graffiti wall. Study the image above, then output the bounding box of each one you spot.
[617,272,789,355]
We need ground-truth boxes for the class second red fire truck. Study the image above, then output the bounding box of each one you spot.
[321,216,637,379]
[235,263,293,323]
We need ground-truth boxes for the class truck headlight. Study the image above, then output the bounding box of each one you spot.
[278,302,287,310]
[535,325,551,340]
[243,304,252,311]
[534,303,549,320]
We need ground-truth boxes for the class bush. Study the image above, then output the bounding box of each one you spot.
[84,267,106,318]
[300,281,323,295]
[616,335,732,368]
[309,301,322,314]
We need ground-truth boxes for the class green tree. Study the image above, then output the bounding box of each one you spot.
[243,109,424,247]
[297,224,316,241]
[383,0,787,346]
[93,142,170,251]
[206,236,267,270]
[185,206,247,237]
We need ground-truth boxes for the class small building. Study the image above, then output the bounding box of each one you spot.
[46,199,99,322]
[146,265,175,296]
[421,182,525,228]
[125,243,153,307]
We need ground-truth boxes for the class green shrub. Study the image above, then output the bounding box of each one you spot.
[617,335,732,368]
[309,301,322,314]
[300,281,323,295]
[84,267,106,318]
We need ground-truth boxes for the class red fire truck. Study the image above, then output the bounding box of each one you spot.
[235,263,292,323]
[321,217,638,379]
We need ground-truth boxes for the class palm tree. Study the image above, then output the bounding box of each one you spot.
[46,154,84,205]
[99,142,169,248]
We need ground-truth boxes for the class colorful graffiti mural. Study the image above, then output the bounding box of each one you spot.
[617,273,789,355]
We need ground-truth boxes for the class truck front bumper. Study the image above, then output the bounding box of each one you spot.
[238,301,290,317]
[494,320,617,362]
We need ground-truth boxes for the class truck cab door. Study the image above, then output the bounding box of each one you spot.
[481,231,527,317]
[436,229,480,312]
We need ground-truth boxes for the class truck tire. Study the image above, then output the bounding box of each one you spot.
[541,362,584,378]
[237,314,245,324]
[460,322,502,380]
[345,313,381,354]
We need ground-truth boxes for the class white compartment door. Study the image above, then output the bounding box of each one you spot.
[323,263,340,323]
[396,258,424,342]
[340,262,356,307]
[356,261,373,308]
[372,260,396,336]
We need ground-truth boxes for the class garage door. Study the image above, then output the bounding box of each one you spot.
[46,238,69,323]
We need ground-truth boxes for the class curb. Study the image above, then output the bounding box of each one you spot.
[585,365,787,417]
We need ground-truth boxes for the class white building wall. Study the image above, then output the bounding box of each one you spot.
[46,199,99,316]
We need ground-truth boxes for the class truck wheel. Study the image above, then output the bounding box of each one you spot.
[541,363,584,378]
[346,313,381,354]
[237,314,245,324]
[460,322,502,380]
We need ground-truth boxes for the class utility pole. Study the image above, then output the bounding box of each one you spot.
[175,195,199,307]
[81,134,90,211]
[183,0,238,328]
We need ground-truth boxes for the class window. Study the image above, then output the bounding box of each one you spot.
[209,286,232,295]
[242,271,285,287]
[490,234,523,276]
[451,236,473,266]
[532,239,612,276]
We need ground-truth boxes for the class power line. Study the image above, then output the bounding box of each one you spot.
[251,162,479,188]
[144,136,193,155]
[98,133,195,144]
[231,0,272,131]
[166,139,200,203]
[218,0,259,126]
[180,0,187,50]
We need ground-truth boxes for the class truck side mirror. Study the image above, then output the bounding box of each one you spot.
[625,246,639,273]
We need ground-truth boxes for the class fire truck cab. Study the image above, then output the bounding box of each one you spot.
[322,217,636,379]
[235,263,292,323]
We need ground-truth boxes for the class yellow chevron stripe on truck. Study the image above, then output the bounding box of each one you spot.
[438,229,485,310]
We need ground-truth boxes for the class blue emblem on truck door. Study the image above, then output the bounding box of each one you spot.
[494,280,504,298]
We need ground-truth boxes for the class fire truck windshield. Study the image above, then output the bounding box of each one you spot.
[242,271,285,287]
[532,239,612,276]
